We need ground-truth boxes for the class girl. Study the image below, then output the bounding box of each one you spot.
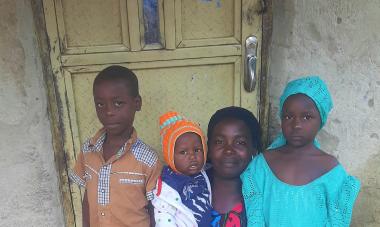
[207,106,261,227]
[152,111,212,227]
[241,76,360,227]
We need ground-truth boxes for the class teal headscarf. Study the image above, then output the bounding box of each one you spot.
[268,76,333,149]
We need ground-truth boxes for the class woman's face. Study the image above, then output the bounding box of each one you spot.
[208,118,256,179]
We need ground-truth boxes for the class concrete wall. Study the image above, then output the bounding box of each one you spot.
[269,0,380,226]
[0,1,64,226]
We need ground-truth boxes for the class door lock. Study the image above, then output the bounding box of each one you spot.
[244,35,258,92]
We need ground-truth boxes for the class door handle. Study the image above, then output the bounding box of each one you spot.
[244,35,258,92]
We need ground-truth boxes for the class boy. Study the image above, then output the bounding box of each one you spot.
[69,65,162,227]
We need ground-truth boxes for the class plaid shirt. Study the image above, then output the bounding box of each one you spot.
[69,128,162,227]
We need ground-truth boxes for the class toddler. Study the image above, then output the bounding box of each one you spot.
[152,111,212,227]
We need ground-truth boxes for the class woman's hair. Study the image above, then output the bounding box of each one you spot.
[207,106,261,152]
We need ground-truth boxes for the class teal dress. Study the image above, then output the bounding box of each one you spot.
[241,153,360,227]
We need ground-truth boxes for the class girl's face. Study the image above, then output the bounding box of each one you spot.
[281,94,321,148]
[208,118,256,179]
[174,132,205,176]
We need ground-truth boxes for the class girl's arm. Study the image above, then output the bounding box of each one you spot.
[328,175,360,227]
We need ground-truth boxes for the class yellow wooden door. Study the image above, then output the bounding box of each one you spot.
[42,0,264,226]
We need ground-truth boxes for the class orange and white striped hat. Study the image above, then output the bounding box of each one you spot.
[159,111,207,173]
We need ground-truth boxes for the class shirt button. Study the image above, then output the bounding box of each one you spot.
[101,189,105,193]
[101,212,105,216]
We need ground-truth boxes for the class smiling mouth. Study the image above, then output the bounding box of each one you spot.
[189,163,199,170]
[222,160,239,167]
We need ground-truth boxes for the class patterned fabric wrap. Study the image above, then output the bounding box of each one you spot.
[211,202,246,227]
[159,111,207,173]
[161,166,212,226]
[268,76,333,149]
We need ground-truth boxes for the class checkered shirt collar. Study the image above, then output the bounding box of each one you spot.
[89,127,138,159]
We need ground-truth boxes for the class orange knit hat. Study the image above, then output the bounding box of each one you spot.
[159,111,207,173]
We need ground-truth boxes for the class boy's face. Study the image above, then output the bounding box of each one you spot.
[281,94,321,148]
[93,79,141,138]
[208,118,255,179]
[174,132,204,176]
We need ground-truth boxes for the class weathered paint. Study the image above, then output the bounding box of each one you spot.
[41,0,263,225]
[269,0,380,226]
[0,0,64,226]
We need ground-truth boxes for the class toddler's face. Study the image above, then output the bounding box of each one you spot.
[208,118,255,179]
[174,132,204,176]
[281,94,321,148]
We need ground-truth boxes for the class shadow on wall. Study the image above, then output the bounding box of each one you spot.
[352,152,380,227]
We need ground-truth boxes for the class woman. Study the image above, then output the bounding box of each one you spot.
[207,106,261,227]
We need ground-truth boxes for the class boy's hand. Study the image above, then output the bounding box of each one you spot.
[147,201,155,227]
[82,190,90,227]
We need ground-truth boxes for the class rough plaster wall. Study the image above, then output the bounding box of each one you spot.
[0,1,64,226]
[269,0,380,226]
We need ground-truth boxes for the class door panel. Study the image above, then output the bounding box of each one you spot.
[176,0,241,47]
[68,57,241,153]
[43,0,263,226]
[134,61,240,150]
[140,0,165,49]
[56,0,130,53]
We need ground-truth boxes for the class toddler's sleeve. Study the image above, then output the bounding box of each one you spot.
[152,178,178,227]
[241,159,265,227]
[329,175,361,227]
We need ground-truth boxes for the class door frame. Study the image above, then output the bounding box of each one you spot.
[31,0,272,225]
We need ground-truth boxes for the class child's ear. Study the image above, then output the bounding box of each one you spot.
[134,95,142,111]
